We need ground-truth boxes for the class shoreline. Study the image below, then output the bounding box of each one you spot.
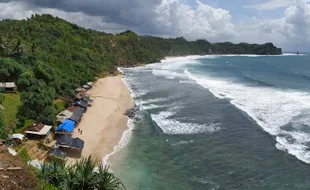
[68,75,134,164]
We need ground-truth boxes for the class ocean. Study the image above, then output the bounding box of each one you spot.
[109,54,310,189]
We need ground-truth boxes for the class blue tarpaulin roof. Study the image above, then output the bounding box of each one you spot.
[56,119,75,133]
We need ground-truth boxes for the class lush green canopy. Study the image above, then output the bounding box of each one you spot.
[0,14,282,126]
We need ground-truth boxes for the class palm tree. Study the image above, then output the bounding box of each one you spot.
[96,165,125,190]
[39,158,67,186]
[38,156,125,190]
[64,156,99,190]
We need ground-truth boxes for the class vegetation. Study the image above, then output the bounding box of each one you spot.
[0,93,21,126]
[54,100,66,113]
[0,14,283,189]
[0,14,282,128]
[18,147,31,162]
[38,156,125,190]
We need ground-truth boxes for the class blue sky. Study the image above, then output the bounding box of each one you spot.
[0,0,309,51]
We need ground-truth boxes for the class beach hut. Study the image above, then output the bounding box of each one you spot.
[47,148,67,159]
[0,82,16,92]
[55,119,76,134]
[68,107,85,123]
[75,87,86,93]
[86,82,93,88]
[66,106,78,113]
[76,100,88,109]
[10,134,24,143]
[25,123,52,137]
[82,84,91,90]
[56,135,84,150]
[57,110,74,123]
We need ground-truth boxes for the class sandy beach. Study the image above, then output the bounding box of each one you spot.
[71,75,134,162]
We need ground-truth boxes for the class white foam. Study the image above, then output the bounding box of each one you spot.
[102,118,135,167]
[135,97,171,107]
[151,111,220,134]
[185,69,310,163]
[179,80,196,84]
[171,140,194,146]
[276,136,310,164]
[152,69,186,79]
[120,76,148,98]
[140,103,168,110]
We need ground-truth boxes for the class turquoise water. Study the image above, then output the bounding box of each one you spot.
[110,55,310,189]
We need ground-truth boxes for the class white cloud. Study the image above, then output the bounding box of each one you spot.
[238,0,310,50]
[244,0,310,11]
[155,0,237,41]
[1,0,310,50]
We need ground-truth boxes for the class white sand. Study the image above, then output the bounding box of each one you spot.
[70,76,133,161]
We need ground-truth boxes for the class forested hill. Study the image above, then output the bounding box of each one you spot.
[139,36,282,57]
[0,14,282,129]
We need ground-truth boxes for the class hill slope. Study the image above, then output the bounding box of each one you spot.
[0,14,282,126]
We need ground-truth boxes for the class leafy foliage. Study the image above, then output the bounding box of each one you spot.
[0,112,8,140]
[0,14,282,125]
[19,80,56,125]
[38,156,125,190]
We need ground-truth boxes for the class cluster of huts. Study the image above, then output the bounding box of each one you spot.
[9,81,94,159]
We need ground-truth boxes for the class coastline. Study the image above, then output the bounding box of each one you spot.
[69,75,134,164]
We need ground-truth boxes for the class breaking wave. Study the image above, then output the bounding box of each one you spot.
[185,69,310,163]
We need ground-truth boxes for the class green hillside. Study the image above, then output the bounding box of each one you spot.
[0,14,282,132]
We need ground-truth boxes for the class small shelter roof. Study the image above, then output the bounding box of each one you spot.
[66,106,78,113]
[25,124,52,136]
[0,104,5,110]
[47,148,67,158]
[72,138,84,149]
[83,85,91,90]
[56,119,75,133]
[76,100,88,109]
[27,123,44,132]
[11,133,24,141]
[56,135,84,149]
[69,107,85,123]
[75,94,82,100]
[75,87,86,92]
[0,82,16,88]
[58,110,73,118]
[57,110,74,123]
[87,82,93,86]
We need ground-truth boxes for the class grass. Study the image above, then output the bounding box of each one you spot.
[0,93,21,127]
[15,119,35,133]
[54,99,66,113]
[18,147,31,162]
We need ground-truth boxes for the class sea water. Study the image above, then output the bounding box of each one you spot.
[109,54,310,189]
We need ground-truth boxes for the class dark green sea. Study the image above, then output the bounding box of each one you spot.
[108,54,310,189]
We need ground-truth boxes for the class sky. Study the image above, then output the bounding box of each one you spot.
[0,0,309,51]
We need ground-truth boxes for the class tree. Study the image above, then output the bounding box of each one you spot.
[17,71,35,90]
[0,113,8,140]
[37,156,125,190]
[19,79,56,125]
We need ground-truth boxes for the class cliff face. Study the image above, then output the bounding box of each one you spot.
[0,151,39,189]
